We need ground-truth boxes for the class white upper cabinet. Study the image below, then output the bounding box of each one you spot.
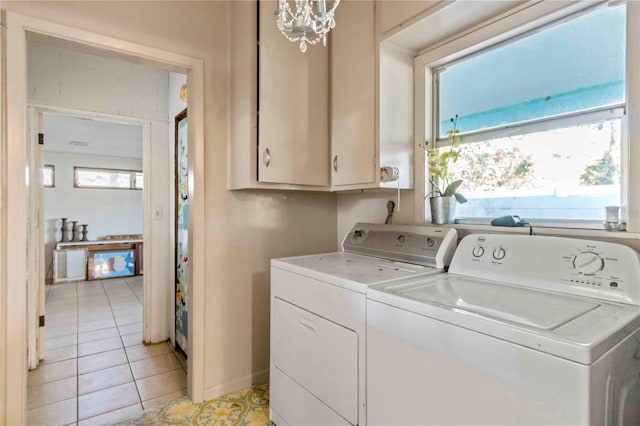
[330,0,414,191]
[330,0,376,188]
[228,0,330,190]
[227,0,416,191]
[258,0,329,186]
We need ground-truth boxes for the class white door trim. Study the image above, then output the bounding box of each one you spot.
[27,106,38,371]
[29,103,170,125]
[3,12,206,424]
[26,106,45,371]
[4,13,29,424]
[30,104,157,344]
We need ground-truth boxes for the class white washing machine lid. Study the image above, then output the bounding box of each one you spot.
[272,252,442,294]
[399,276,599,330]
[369,274,640,364]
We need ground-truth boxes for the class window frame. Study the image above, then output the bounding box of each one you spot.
[435,105,626,148]
[43,164,55,188]
[414,0,639,232]
[134,172,143,190]
[74,166,143,190]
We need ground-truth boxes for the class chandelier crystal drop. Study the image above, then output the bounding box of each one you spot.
[274,0,341,53]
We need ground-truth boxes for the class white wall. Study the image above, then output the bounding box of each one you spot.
[6,0,338,398]
[169,72,187,120]
[26,38,174,341]
[28,41,169,121]
[43,152,143,280]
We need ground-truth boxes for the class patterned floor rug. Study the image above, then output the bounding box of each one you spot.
[112,384,273,425]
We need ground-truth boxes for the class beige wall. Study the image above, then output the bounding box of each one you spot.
[336,190,415,246]
[5,0,337,396]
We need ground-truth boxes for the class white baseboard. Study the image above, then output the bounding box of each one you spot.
[203,368,270,401]
[271,409,289,426]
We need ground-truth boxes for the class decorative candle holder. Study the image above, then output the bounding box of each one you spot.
[604,206,620,232]
[81,224,89,242]
[60,217,69,242]
[71,220,80,242]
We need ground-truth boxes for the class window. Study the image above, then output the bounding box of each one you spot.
[43,164,55,188]
[134,172,143,190]
[431,4,626,223]
[74,167,143,190]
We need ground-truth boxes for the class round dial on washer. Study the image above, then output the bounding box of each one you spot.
[492,247,506,260]
[350,229,368,244]
[397,235,407,245]
[472,246,485,258]
[426,237,436,247]
[572,251,604,276]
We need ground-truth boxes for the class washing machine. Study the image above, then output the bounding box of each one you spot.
[367,233,640,425]
[269,222,458,426]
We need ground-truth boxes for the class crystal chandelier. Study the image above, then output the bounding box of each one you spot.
[274,0,341,53]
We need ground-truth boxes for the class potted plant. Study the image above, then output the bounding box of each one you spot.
[421,115,467,224]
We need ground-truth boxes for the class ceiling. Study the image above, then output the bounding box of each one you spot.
[43,114,143,159]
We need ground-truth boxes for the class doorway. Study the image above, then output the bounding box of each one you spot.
[3,11,206,425]
[25,45,189,421]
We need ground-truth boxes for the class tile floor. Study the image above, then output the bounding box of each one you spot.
[27,276,187,426]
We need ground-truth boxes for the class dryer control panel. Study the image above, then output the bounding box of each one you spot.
[450,234,640,305]
[342,223,458,269]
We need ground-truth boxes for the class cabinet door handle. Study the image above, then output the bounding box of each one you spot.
[264,148,271,167]
[332,155,338,172]
[299,317,317,332]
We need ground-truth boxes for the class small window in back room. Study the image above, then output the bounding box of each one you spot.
[43,164,55,187]
[134,172,143,190]
[433,3,626,222]
[74,167,143,190]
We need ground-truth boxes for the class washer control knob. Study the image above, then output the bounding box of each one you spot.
[573,252,604,276]
[350,229,367,244]
[426,237,436,247]
[397,235,407,245]
[492,247,506,260]
[472,246,485,258]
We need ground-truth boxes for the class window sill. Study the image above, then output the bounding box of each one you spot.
[434,222,640,241]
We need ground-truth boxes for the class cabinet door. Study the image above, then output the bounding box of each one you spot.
[258,0,329,186]
[331,0,376,187]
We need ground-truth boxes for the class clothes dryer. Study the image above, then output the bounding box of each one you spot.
[270,222,458,426]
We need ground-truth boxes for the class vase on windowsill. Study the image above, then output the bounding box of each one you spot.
[429,196,457,225]
[420,114,468,225]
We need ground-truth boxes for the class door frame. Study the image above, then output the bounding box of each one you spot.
[26,106,45,371]
[29,104,157,357]
[3,12,206,424]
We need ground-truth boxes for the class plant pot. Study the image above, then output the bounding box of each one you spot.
[429,196,456,225]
